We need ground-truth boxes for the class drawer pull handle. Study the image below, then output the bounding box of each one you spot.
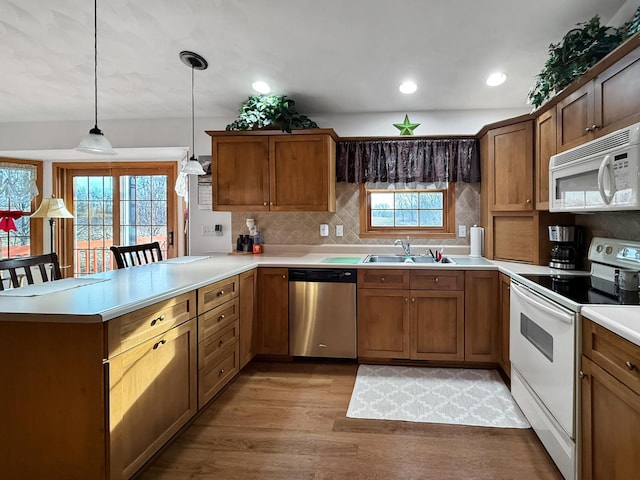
[219,368,225,376]
[217,290,225,297]
[153,339,167,349]
[218,314,225,322]
[626,361,636,371]
[150,315,165,326]
[219,339,224,347]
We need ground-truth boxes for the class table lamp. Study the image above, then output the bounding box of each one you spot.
[31,196,74,253]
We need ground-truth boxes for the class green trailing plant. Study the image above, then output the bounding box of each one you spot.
[226,94,318,133]
[527,15,628,109]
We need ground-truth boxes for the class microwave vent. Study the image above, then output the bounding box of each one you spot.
[552,129,631,167]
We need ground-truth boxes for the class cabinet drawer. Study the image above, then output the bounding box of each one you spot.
[410,270,464,290]
[357,269,410,289]
[198,275,239,314]
[107,291,196,358]
[583,317,640,395]
[199,297,239,340]
[199,319,239,368]
[198,342,239,406]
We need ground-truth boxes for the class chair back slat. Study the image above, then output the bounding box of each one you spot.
[0,253,62,290]
[110,242,163,269]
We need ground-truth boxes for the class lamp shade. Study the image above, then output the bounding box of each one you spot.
[181,157,206,175]
[31,197,74,219]
[76,126,117,155]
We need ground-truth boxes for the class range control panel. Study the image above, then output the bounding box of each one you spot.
[589,237,640,268]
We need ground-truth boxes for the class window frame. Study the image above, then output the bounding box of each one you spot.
[0,157,44,255]
[359,183,456,239]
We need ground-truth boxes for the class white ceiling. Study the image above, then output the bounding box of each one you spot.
[0,0,634,125]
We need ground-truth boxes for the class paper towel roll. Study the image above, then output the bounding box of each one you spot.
[470,226,484,257]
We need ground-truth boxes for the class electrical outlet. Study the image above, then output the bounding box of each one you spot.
[458,225,467,237]
[335,225,344,237]
[320,224,329,237]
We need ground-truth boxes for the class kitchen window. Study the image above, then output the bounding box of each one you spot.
[359,183,455,238]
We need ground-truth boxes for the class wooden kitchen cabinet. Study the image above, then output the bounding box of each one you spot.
[256,267,289,355]
[239,268,257,368]
[208,129,337,212]
[464,270,498,363]
[0,291,198,480]
[197,276,240,406]
[498,273,511,377]
[556,41,640,153]
[581,317,640,480]
[357,269,464,361]
[357,287,410,358]
[535,108,556,210]
[109,319,197,480]
[486,120,534,211]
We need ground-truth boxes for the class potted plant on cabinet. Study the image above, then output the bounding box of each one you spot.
[226,94,318,133]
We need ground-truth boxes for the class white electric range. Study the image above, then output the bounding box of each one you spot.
[509,237,640,480]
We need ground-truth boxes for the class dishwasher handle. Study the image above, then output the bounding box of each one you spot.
[288,268,357,283]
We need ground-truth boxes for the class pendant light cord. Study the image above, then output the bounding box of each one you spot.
[93,0,98,128]
[191,63,195,159]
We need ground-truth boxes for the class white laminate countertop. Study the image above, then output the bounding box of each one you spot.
[0,251,624,325]
[581,306,640,347]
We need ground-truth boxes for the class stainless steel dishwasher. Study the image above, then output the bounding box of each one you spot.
[288,268,357,358]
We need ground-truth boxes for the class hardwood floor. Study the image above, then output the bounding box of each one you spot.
[138,361,563,479]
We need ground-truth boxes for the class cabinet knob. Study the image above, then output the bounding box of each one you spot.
[579,371,587,379]
[626,361,636,371]
[411,297,416,303]
[217,290,225,296]
[270,202,274,206]
[219,368,225,377]
[404,297,409,302]
[380,277,385,282]
[592,124,599,131]
[263,202,268,206]
[218,314,225,322]
[585,127,592,133]
[282,275,286,279]
[219,339,225,347]
[434,277,439,283]
[526,199,531,204]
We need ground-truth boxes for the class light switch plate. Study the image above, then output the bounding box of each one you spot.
[202,225,217,236]
[320,224,329,237]
[458,225,467,237]
[336,225,344,237]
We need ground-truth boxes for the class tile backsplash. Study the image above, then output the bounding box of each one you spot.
[231,182,480,246]
[576,212,640,243]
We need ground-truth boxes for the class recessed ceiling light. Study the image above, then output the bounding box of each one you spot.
[252,81,271,94]
[486,72,507,87]
[399,81,418,94]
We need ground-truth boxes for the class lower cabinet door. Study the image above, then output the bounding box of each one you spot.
[357,288,409,358]
[108,319,197,480]
[410,290,464,361]
[581,356,640,480]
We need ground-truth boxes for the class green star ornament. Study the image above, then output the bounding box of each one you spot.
[393,115,420,135]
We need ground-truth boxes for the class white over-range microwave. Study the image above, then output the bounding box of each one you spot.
[549,121,640,212]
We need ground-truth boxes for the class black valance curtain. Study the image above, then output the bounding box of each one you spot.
[336,138,480,183]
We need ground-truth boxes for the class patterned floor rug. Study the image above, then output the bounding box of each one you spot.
[346,365,530,429]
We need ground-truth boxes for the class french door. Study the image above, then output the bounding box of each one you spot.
[56,162,178,275]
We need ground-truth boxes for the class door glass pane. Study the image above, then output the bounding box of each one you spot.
[120,175,168,258]
[73,176,114,275]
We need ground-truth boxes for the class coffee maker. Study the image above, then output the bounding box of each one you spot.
[548,225,583,270]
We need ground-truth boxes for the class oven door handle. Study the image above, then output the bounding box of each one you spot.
[511,283,574,325]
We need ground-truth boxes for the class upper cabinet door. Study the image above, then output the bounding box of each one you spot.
[488,120,534,211]
[212,136,270,211]
[269,134,336,212]
[593,46,640,138]
[556,82,595,152]
[535,108,556,211]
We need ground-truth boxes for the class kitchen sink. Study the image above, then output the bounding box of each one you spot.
[363,254,456,264]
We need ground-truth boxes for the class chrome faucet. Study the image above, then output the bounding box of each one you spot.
[394,236,411,256]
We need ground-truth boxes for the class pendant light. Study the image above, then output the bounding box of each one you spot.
[76,0,116,155]
[179,50,208,175]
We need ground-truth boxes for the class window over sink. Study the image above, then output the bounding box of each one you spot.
[359,182,455,238]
